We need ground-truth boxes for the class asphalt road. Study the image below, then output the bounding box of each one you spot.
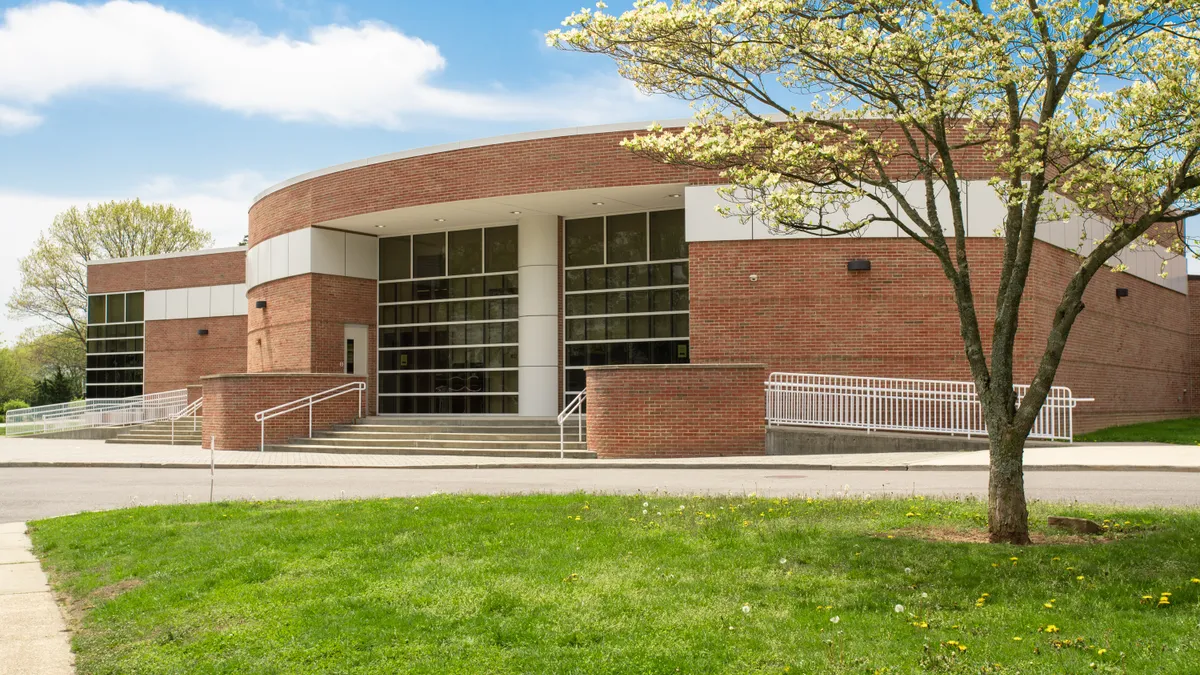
[3,467,1200,522]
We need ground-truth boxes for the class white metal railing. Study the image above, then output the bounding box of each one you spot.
[254,382,365,452]
[170,397,203,445]
[558,389,586,458]
[764,372,1092,442]
[6,389,189,436]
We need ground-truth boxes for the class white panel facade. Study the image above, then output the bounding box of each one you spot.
[209,284,234,316]
[311,227,347,276]
[245,243,259,289]
[165,288,188,320]
[684,185,753,242]
[258,237,273,283]
[143,290,167,321]
[270,234,290,280]
[186,286,211,319]
[232,284,248,315]
[344,232,379,279]
[288,228,313,278]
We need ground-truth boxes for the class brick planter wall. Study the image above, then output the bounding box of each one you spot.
[585,364,765,458]
[201,373,366,451]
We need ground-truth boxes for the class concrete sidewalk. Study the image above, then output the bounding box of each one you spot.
[0,436,1197,472]
[0,522,73,674]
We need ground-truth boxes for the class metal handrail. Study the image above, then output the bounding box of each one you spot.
[8,389,188,436]
[170,397,204,445]
[764,372,1093,441]
[254,381,366,452]
[558,389,586,458]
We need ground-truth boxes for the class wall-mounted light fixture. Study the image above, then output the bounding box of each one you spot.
[197,329,209,336]
[255,300,267,309]
[1116,287,1129,298]
[847,259,872,271]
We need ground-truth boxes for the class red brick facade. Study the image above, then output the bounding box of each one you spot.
[144,316,248,394]
[87,249,245,294]
[585,364,766,458]
[79,124,1200,453]
[688,237,1190,432]
[248,130,719,246]
[201,373,366,451]
[247,273,377,414]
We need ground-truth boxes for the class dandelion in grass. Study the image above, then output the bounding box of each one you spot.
[1097,648,1107,655]
[1192,578,1200,584]
[894,604,904,613]
[1013,637,1022,641]
[742,603,751,615]
[1045,625,1060,633]
[642,501,648,507]
[780,558,787,565]
[904,567,912,574]
[1077,575,1085,581]
[1159,596,1171,606]
[830,616,840,624]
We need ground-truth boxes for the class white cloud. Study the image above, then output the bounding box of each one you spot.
[0,172,271,342]
[0,104,41,133]
[0,1,684,130]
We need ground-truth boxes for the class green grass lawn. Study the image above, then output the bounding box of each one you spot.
[1075,417,1200,444]
[29,495,1200,674]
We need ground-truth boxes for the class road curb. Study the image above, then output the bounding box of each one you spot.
[1,460,1199,472]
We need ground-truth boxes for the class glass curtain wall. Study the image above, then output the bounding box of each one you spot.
[378,225,519,414]
[563,209,689,405]
[85,291,145,398]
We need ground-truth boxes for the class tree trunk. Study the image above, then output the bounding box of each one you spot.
[987,429,1031,544]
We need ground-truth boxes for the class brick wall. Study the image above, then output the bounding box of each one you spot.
[585,364,765,458]
[1190,276,1200,416]
[144,316,248,393]
[248,130,718,246]
[247,273,377,414]
[88,249,245,293]
[201,373,366,451]
[688,237,1189,433]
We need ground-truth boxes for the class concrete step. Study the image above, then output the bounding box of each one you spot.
[315,430,583,442]
[354,416,568,428]
[288,436,588,450]
[104,438,202,446]
[264,443,596,459]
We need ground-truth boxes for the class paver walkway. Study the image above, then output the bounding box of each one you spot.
[0,521,73,674]
[0,437,1197,471]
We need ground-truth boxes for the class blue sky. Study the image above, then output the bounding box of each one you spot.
[0,0,684,198]
[0,0,687,339]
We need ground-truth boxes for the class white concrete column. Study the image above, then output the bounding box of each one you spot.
[517,215,559,417]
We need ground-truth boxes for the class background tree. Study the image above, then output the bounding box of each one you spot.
[551,0,1200,543]
[7,199,214,347]
[15,329,85,404]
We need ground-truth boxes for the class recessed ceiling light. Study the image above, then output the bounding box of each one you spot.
[592,201,605,206]
[667,193,681,198]
[375,225,386,229]
[510,210,522,215]
[434,218,446,222]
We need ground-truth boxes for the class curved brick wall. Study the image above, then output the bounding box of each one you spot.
[585,364,766,458]
[248,129,714,246]
[246,273,377,414]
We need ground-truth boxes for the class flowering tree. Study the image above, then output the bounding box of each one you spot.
[550,0,1200,543]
